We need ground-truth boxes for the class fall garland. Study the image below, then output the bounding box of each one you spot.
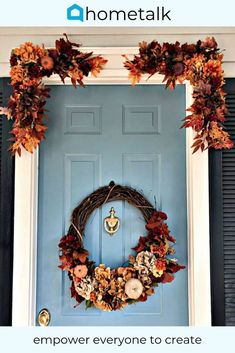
[0,36,231,154]
[0,34,107,155]
[58,183,185,311]
[123,37,233,152]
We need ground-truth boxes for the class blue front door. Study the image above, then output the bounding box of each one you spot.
[37,84,188,326]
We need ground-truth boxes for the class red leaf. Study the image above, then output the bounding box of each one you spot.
[58,255,72,270]
[166,234,176,243]
[193,145,201,153]
[76,249,89,263]
[132,236,147,252]
[146,222,160,230]
[169,263,185,273]
[138,293,148,302]
[161,272,174,283]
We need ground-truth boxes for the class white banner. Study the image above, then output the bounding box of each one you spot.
[0,327,235,353]
[0,0,235,26]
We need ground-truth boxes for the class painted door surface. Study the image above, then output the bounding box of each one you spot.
[37,85,188,326]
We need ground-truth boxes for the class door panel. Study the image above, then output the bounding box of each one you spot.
[37,85,188,326]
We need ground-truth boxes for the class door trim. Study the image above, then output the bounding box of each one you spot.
[11,49,211,326]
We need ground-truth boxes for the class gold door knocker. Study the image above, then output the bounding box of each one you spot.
[104,207,120,236]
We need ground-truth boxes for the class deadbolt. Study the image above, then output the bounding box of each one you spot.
[37,308,51,326]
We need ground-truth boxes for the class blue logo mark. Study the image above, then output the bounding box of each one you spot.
[67,4,84,21]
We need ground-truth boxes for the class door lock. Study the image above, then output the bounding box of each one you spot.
[37,308,51,326]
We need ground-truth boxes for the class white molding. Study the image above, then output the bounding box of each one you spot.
[1,63,235,80]
[186,84,211,326]
[2,45,235,78]
[11,46,211,327]
[12,148,38,326]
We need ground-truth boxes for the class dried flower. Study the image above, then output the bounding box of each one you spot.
[173,62,184,76]
[10,65,25,84]
[200,37,218,50]
[196,80,212,95]
[150,244,166,257]
[13,42,43,63]
[138,269,152,287]
[155,258,167,271]
[41,56,54,70]
[95,264,111,280]
[94,300,112,312]
[75,276,97,300]
[135,251,156,270]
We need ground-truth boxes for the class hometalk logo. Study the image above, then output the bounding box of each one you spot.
[67,4,172,22]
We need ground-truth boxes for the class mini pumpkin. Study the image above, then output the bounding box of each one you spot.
[74,265,88,278]
[125,278,143,300]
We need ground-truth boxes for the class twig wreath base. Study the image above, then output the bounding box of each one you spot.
[58,182,185,311]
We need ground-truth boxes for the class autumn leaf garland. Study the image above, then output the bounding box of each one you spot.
[0,35,107,155]
[123,37,233,152]
[0,35,233,154]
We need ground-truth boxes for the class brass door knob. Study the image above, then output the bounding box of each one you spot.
[37,308,51,326]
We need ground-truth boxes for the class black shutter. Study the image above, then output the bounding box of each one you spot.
[0,78,14,326]
[210,78,235,326]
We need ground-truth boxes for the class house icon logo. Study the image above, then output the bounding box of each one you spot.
[67,4,84,22]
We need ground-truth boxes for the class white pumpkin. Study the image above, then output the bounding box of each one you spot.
[125,278,143,300]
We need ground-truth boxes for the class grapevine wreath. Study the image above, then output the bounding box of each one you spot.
[58,182,185,311]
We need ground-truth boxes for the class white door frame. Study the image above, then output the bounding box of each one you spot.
[11,47,211,326]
